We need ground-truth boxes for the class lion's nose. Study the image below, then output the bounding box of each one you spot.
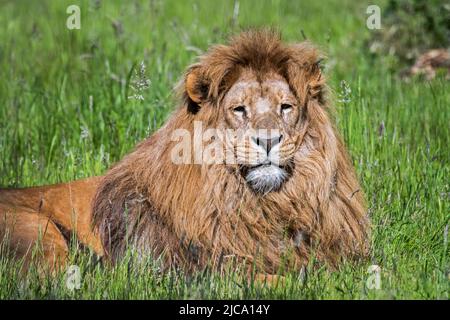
[252,135,283,154]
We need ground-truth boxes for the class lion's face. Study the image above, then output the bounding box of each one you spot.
[220,69,304,193]
[183,34,324,194]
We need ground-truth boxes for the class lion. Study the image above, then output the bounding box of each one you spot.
[0,30,370,277]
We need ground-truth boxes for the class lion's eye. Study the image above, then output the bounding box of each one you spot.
[281,104,293,114]
[233,106,247,117]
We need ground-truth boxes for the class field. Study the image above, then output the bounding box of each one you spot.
[0,0,448,299]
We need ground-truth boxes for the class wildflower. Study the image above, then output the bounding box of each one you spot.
[338,80,352,104]
[128,61,151,101]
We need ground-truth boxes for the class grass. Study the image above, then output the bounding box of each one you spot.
[0,0,448,299]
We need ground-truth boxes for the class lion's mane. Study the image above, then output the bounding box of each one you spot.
[92,30,370,273]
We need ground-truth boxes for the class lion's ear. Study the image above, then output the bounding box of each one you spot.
[286,43,326,105]
[185,65,209,105]
[307,59,325,101]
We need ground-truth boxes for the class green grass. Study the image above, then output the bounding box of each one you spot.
[0,0,448,299]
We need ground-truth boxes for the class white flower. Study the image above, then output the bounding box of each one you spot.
[128,61,151,101]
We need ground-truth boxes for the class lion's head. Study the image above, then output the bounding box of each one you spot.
[181,31,326,195]
[92,30,370,273]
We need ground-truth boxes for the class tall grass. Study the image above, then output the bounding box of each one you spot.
[0,0,448,299]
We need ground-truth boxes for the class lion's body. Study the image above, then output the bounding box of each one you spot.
[0,30,370,274]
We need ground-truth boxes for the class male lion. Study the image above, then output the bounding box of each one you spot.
[0,30,369,276]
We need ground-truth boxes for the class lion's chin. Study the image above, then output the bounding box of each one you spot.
[245,164,287,194]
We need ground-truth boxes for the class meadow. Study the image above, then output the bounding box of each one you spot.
[0,0,448,299]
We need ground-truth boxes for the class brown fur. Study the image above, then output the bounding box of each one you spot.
[0,178,103,270]
[92,30,370,273]
[0,30,370,274]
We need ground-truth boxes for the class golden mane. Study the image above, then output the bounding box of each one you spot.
[91,30,370,273]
